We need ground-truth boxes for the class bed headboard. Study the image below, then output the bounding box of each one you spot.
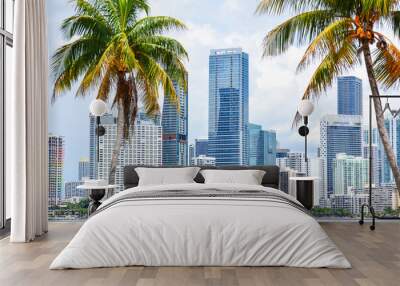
[124,165,280,190]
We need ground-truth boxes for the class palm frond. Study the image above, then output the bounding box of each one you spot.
[297,18,354,72]
[262,10,340,57]
[256,0,330,15]
[130,16,187,39]
[374,41,400,88]
[303,39,360,100]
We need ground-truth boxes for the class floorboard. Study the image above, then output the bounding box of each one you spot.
[0,222,399,286]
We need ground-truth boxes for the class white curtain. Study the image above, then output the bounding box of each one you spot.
[8,0,48,242]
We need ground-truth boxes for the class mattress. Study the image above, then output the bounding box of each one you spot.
[50,183,351,269]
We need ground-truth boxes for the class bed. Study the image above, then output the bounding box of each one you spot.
[50,165,351,269]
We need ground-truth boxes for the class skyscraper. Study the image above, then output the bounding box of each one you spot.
[208,48,249,166]
[78,158,90,181]
[248,123,277,166]
[276,148,290,159]
[337,76,363,116]
[276,152,308,174]
[162,79,188,166]
[248,123,262,166]
[194,139,208,156]
[320,114,362,196]
[310,157,325,206]
[65,181,87,200]
[48,135,65,207]
[333,153,369,195]
[188,144,195,166]
[89,114,115,179]
[378,116,400,184]
[98,112,162,193]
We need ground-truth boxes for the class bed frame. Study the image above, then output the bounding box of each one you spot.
[123,165,280,190]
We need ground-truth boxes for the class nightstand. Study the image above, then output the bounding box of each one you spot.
[289,177,318,210]
[77,184,116,215]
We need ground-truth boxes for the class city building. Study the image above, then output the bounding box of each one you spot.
[320,114,362,196]
[64,181,86,200]
[208,48,249,166]
[78,158,90,181]
[337,76,363,116]
[162,79,188,166]
[249,123,262,166]
[195,139,208,156]
[363,144,380,186]
[248,123,277,166]
[277,152,308,174]
[48,135,65,207]
[276,148,290,158]
[329,185,399,215]
[191,155,216,166]
[279,167,298,196]
[97,112,162,192]
[375,115,400,184]
[333,153,369,195]
[89,114,115,179]
[310,157,325,206]
[188,144,195,166]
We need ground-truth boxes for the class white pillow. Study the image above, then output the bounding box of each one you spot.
[136,167,200,186]
[200,169,266,185]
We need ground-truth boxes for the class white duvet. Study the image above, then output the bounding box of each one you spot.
[50,183,351,269]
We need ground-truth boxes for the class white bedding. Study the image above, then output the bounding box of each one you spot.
[50,183,351,269]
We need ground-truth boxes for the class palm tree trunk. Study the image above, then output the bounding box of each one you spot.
[108,100,125,186]
[362,40,400,195]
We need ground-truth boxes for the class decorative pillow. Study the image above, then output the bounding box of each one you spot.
[200,169,266,185]
[135,167,201,186]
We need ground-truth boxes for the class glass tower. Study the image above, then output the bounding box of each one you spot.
[48,135,65,207]
[337,76,363,116]
[195,139,208,156]
[162,79,188,166]
[320,115,362,196]
[248,123,277,166]
[208,48,249,166]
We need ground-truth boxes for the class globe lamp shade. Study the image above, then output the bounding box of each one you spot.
[90,99,107,117]
[298,99,314,117]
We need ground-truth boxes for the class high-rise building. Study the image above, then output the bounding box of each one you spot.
[194,139,208,157]
[363,127,382,185]
[64,181,87,200]
[333,153,369,195]
[191,155,216,166]
[48,135,65,207]
[248,123,277,166]
[277,152,308,174]
[310,157,325,206]
[375,116,400,184]
[249,123,262,166]
[78,158,90,181]
[363,144,380,186]
[208,48,249,166]
[98,112,162,193]
[320,114,362,196]
[89,114,115,179]
[162,79,188,166]
[188,144,195,166]
[279,167,298,196]
[337,76,363,116]
[276,148,290,159]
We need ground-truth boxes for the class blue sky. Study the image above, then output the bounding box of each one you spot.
[47,0,375,182]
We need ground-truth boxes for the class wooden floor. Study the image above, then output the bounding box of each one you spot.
[0,222,399,286]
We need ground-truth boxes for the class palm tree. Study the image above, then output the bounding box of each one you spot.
[257,0,400,195]
[51,0,188,184]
